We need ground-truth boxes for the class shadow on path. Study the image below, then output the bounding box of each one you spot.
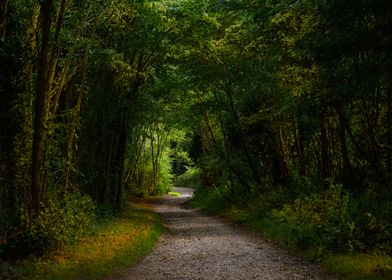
[111,187,335,280]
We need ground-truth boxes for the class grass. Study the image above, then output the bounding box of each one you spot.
[190,187,392,280]
[248,215,392,279]
[324,254,392,280]
[168,191,181,197]
[2,202,163,280]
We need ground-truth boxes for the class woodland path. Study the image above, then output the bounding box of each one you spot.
[111,187,334,280]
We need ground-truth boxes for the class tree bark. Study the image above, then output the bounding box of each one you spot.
[31,0,54,212]
[102,134,114,205]
[224,80,261,186]
[114,108,128,209]
[0,0,9,41]
[320,109,330,183]
[335,105,354,185]
[64,47,89,191]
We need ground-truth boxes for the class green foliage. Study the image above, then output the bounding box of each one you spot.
[1,0,392,276]
[158,147,174,194]
[271,184,350,256]
[190,184,233,214]
[174,166,201,189]
[259,184,392,258]
[246,185,291,214]
[346,204,392,255]
[1,204,163,280]
[127,130,174,197]
[325,253,392,280]
[191,182,392,279]
[171,150,194,176]
[25,193,96,252]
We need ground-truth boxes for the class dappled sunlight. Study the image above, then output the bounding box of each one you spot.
[1,0,391,279]
[19,206,162,280]
[123,187,331,280]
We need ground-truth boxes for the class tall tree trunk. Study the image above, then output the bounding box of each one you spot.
[31,0,68,212]
[335,105,354,186]
[387,93,392,177]
[125,131,146,187]
[114,108,128,209]
[0,0,9,41]
[64,48,89,191]
[196,91,217,146]
[278,126,291,184]
[102,135,114,205]
[320,109,330,184]
[31,0,54,212]
[224,80,261,185]
[219,120,236,193]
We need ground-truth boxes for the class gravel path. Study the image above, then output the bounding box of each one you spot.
[112,187,335,280]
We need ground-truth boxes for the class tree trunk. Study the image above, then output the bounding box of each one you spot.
[335,105,354,186]
[102,135,114,205]
[320,109,330,184]
[224,80,261,185]
[114,108,128,209]
[31,0,54,212]
[271,126,291,186]
[219,120,236,193]
[64,48,89,191]
[387,94,392,177]
[0,0,9,41]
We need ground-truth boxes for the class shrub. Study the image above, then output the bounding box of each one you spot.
[191,184,233,213]
[346,212,392,255]
[247,184,290,214]
[157,149,173,195]
[174,166,201,189]
[346,188,392,254]
[26,192,96,252]
[272,183,350,256]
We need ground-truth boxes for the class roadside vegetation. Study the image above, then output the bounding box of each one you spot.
[0,203,162,280]
[1,0,391,279]
[190,181,392,280]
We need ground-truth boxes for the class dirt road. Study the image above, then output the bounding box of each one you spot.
[113,187,333,280]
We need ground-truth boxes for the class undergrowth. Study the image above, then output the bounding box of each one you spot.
[174,166,201,189]
[191,183,392,280]
[0,202,163,280]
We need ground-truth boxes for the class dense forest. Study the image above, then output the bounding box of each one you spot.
[1,0,391,270]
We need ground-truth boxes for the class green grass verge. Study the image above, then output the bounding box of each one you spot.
[168,191,181,197]
[190,190,392,280]
[2,203,163,280]
[324,254,392,280]
[248,215,392,279]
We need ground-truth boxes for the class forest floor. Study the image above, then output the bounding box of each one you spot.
[109,187,336,280]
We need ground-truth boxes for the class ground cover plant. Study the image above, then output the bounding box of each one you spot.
[0,203,162,280]
[1,0,391,278]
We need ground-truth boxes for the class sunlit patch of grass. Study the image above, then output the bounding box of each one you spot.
[11,203,163,280]
[325,253,392,280]
[168,191,181,196]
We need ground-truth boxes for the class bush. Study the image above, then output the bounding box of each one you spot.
[174,166,201,189]
[158,149,173,195]
[346,212,392,255]
[272,183,350,256]
[345,188,392,254]
[246,184,290,214]
[26,192,96,252]
[191,184,233,213]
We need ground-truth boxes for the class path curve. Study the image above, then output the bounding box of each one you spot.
[112,187,334,280]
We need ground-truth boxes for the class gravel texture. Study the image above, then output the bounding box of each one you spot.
[112,187,335,280]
